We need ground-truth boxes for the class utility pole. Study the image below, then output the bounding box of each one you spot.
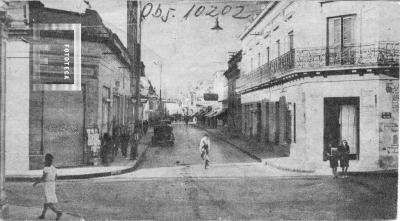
[127,0,141,131]
[154,61,162,119]
[0,8,8,219]
[159,63,162,118]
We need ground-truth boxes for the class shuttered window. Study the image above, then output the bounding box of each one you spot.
[343,16,355,46]
[327,15,356,65]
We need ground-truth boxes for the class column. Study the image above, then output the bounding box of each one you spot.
[261,100,267,143]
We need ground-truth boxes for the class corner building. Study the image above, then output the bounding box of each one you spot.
[237,1,399,171]
[6,1,136,172]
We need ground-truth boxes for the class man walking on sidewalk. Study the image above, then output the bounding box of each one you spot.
[130,125,140,160]
[199,133,211,169]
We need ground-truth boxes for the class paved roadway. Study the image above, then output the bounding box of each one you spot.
[5,124,397,220]
[137,124,256,169]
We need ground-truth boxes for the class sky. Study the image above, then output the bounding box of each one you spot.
[41,0,265,98]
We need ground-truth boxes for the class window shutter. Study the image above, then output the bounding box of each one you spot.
[328,18,341,48]
[343,16,355,45]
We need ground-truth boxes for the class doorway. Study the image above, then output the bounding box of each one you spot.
[324,97,360,160]
[256,103,261,142]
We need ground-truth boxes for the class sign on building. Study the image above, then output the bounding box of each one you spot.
[203,93,218,101]
[32,23,81,91]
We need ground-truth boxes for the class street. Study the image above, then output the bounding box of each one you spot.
[6,125,397,220]
[138,124,256,169]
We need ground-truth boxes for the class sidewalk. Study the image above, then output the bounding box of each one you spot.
[6,131,152,182]
[8,205,82,221]
[197,125,287,163]
[197,125,398,176]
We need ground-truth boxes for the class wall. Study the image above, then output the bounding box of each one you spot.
[5,40,30,174]
[95,42,132,136]
[240,1,400,77]
[378,78,399,169]
[242,72,395,170]
[28,37,101,168]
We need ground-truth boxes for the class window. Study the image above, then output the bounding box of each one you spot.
[327,15,356,65]
[266,47,270,63]
[258,52,261,67]
[288,31,294,51]
[276,40,281,57]
[103,86,110,99]
[250,57,254,71]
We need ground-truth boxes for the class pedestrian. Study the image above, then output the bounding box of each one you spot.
[121,129,128,158]
[199,133,211,169]
[143,120,149,135]
[338,140,350,178]
[184,116,189,127]
[33,153,63,220]
[101,133,113,165]
[130,125,140,160]
[326,143,339,178]
[112,128,121,157]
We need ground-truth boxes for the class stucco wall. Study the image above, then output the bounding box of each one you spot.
[378,78,399,169]
[241,1,400,77]
[241,72,397,171]
[93,42,132,135]
[6,40,30,174]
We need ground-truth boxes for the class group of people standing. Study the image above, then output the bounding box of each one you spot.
[327,140,350,178]
[100,121,149,165]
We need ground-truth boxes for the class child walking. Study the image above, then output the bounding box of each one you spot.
[33,153,63,220]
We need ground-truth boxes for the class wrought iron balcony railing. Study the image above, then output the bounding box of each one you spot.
[237,42,399,92]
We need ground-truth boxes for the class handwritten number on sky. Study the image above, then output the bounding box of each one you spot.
[141,3,251,23]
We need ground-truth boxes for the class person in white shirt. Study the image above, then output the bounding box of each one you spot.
[33,153,62,220]
[199,133,211,169]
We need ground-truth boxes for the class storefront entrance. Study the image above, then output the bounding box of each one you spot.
[324,97,360,160]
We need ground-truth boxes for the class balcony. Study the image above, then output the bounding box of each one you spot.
[237,42,399,93]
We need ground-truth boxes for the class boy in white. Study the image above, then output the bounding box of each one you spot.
[33,153,62,220]
[199,133,211,169]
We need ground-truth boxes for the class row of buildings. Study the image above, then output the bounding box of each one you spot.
[0,1,159,173]
[220,1,399,171]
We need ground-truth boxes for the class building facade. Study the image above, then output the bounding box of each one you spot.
[6,1,137,172]
[224,51,242,133]
[238,1,399,170]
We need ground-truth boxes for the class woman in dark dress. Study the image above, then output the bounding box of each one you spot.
[339,140,350,178]
[326,144,338,178]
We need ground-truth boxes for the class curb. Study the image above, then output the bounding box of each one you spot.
[265,161,398,176]
[197,125,262,163]
[6,141,150,182]
[347,170,398,177]
[264,160,315,173]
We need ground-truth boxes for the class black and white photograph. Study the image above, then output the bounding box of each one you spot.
[0,0,398,220]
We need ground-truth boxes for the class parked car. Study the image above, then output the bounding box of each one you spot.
[151,120,174,146]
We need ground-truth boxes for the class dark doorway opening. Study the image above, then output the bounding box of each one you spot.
[324,97,360,160]
[256,103,261,142]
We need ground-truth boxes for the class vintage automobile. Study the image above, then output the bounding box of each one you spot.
[151,120,174,146]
